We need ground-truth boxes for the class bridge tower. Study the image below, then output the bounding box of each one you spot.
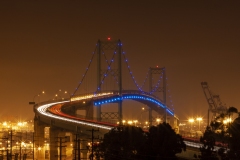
[149,67,167,125]
[96,39,123,124]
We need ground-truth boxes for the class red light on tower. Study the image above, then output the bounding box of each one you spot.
[107,37,111,41]
[156,65,159,68]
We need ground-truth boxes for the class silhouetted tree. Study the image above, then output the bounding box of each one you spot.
[199,126,219,160]
[141,122,186,160]
[210,107,238,132]
[227,116,240,159]
[199,107,240,160]
[100,125,147,160]
[100,123,186,160]
[227,106,238,115]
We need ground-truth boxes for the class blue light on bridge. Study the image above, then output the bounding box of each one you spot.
[166,108,174,116]
[93,94,169,111]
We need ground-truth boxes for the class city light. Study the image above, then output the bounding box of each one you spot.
[0,120,34,159]
[133,120,138,126]
[188,118,194,131]
[223,118,232,124]
[156,118,161,124]
[196,117,203,131]
[127,121,133,125]
[188,118,194,123]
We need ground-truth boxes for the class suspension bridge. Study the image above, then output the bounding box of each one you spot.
[33,39,179,160]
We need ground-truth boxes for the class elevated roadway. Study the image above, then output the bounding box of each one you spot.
[33,90,178,159]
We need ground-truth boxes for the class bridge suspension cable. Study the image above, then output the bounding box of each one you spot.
[122,51,164,94]
[72,40,171,102]
[122,51,144,92]
[72,47,97,96]
[149,71,163,94]
[96,48,118,93]
[139,68,150,91]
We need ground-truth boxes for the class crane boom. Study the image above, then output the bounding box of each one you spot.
[201,82,227,125]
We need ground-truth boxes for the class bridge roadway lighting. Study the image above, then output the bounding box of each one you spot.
[196,117,203,131]
[188,118,194,131]
[55,94,58,100]
[55,89,70,100]
[34,91,45,101]
[29,91,45,105]
[64,91,71,98]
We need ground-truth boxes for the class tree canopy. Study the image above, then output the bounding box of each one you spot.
[199,106,240,160]
[99,122,186,160]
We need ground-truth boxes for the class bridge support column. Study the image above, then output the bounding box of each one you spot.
[49,127,60,160]
[163,108,167,124]
[118,101,123,124]
[168,116,179,133]
[81,138,88,159]
[34,116,47,159]
[97,39,102,122]
[65,132,73,160]
[97,105,101,121]
[86,103,94,120]
[118,39,123,125]
[73,134,89,160]
[73,134,79,160]
[148,106,152,126]
[58,132,68,160]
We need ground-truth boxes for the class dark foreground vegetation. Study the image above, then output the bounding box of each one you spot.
[195,107,240,160]
[87,107,240,160]
[90,122,186,160]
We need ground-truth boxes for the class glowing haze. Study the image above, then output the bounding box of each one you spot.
[0,1,239,122]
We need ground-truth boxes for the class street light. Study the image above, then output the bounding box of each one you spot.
[29,91,45,104]
[34,91,45,101]
[128,121,133,125]
[188,118,194,131]
[54,89,62,100]
[133,120,138,126]
[64,91,71,98]
[55,89,70,100]
[37,146,41,160]
[156,118,161,125]
[223,118,232,125]
[145,121,149,128]
[196,117,203,131]
[140,106,148,127]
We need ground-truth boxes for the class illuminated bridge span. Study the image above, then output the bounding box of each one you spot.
[35,90,175,130]
[33,39,179,160]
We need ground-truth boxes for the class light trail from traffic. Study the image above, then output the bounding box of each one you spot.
[35,90,177,133]
[37,101,114,130]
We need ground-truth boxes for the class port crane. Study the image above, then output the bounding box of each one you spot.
[201,82,228,126]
